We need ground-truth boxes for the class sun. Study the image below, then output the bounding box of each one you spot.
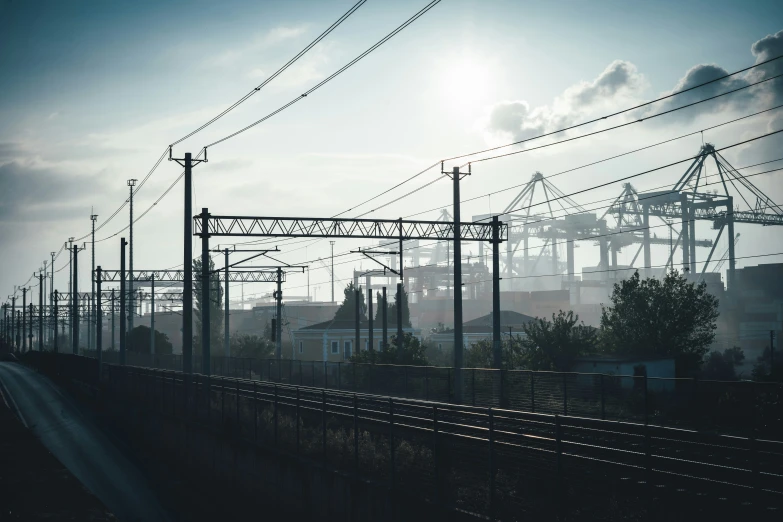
[438,55,493,112]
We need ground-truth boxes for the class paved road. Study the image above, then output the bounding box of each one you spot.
[0,362,170,522]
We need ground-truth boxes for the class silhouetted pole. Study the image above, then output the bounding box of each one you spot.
[183,153,193,373]
[96,266,102,372]
[120,238,127,365]
[396,283,403,351]
[771,330,776,370]
[275,267,283,360]
[224,248,230,357]
[22,287,27,352]
[50,251,55,345]
[53,292,58,353]
[15,311,20,351]
[111,289,115,351]
[38,273,43,351]
[355,287,360,356]
[330,241,335,303]
[492,216,502,370]
[127,179,137,350]
[28,303,33,351]
[200,208,211,376]
[450,165,467,403]
[368,287,374,353]
[150,274,155,356]
[72,244,79,355]
[90,214,97,352]
[382,286,388,350]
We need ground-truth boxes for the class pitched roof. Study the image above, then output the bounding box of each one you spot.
[301,318,409,331]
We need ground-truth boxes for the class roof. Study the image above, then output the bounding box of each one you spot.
[433,311,537,336]
[574,355,675,363]
[301,318,411,331]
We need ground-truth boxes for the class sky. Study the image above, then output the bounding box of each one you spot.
[1,0,782,308]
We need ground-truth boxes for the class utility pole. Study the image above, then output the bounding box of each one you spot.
[53,292,58,353]
[444,165,469,403]
[67,237,74,348]
[397,219,404,353]
[90,213,97,353]
[200,208,211,376]
[42,262,47,345]
[275,267,283,360]
[50,251,55,344]
[37,272,43,351]
[330,241,335,303]
[368,287,373,353]
[111,289,116,351]
[127,179,137,348]
[771,330,776,371]
[120,237,127,365]
[28,303,33,351]
[492,216,502,370]
[170,149,206,373]
[72,243,84,355]
[224,248,229,357]
[11,294,17,350]
[96,266,103,374]
[150,275,155,356]
[22,287,27,352]
[382,286,388,350]
[355,287,360,356]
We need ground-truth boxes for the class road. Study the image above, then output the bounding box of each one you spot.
[0,362,170,522]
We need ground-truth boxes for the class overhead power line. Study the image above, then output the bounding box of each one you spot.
[204,0,443,148]
[170,0,368,146]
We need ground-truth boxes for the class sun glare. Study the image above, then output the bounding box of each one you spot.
[439,56,493,112]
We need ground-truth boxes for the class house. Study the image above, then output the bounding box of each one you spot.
[291,319,420,362]
[571,355,675,391]
[428,310,537,352]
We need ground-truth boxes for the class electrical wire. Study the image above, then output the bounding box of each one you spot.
[171,0,368,146]
[204,0,443,148]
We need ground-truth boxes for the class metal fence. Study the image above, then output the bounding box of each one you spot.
[84,351,783,439]
[27,352,783,520]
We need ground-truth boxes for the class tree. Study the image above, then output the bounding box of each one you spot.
[334,282,366,321]
[520,310,597,371]
[701,347,745,380]
[128,325,173,355]
[387,285,411,327]
[752,345,783,381]
[350,333,428,365]
[193,257,224,356]
[465,335,525,370]
[230,333,274,359]
[600,270,719,377]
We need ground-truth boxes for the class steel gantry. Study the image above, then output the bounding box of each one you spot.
[608,143,783,290]
[193,199,507,402]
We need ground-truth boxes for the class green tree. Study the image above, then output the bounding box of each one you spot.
[752,345,783,381]
[128,325,173,355]
[600,270,719,377]
[387,285,411,327]
[520,310,597,371]
[334,282,366,321]
[230,333,275,359]
[701,346,745,380]
[193,257,224,356]
[465,335,525,369]
[350,333,428,365]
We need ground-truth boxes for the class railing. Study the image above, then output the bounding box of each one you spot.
[84,351,783,440]
[27,352,783,520]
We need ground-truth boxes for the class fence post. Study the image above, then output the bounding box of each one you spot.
[600,374,606,420]
[555,414,563,521]
[221,379,226,424]
[296,387,300,455]
[425,366,430,401]
[312,361,315,386]
[389,398,395,490]
[530,372,536,413]
[353,394,359,476]
[289,359,293,384]
[562,373,568,416]
[274,384,278,448]
[324,361,328,389]
[447,368,452,403]
[322,390,327,463]
[644,422,652,503]
[254,382,258,444]
[489,408,496,520]
[300,360,303,386]
[405,365,409,398]
[644,374,649,425]
[236,380,240,434]
[433,405,440,506]
[472,368,476,406]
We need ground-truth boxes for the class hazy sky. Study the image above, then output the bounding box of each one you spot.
[1,0,782,305]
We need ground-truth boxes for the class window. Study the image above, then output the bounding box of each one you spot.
[299,341,303,354]
[331,341,339,354]
[344,340,352,358]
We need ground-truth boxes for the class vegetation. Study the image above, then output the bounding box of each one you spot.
[701,346,745,380]
[520,310,597,371]
[127,325,173,355]
[386,285,411,327]
[600,270,719,376]
[350,332,428,365]
[333,282,366,321]
[229,333,275,359]
[464,335,525,369]
[752,345,783,381]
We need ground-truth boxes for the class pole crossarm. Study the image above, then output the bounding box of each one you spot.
[194,215,506,241]
[94,269,283,283]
